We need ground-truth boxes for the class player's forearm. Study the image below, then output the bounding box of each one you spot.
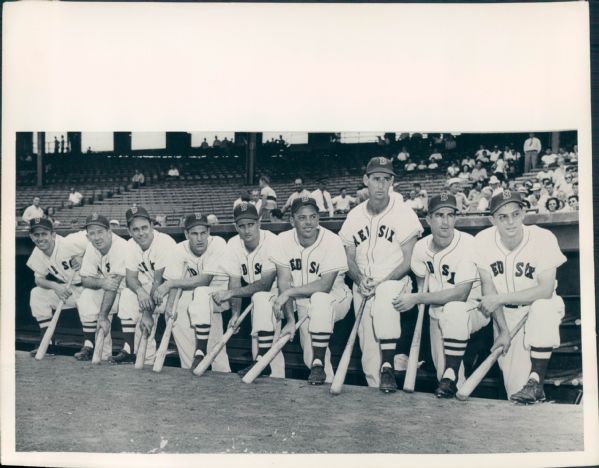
[126,273,145,295]
[413,282,472,306]
[81,276,105,290]
[230,297,242,316]
[164,288,179,316]
[35,277,65,291]
[380,260,411,284]
[228,276,273,298]
[166,274,212,291]
[98,290,118,320]
[492,308,510,335]
[496,283,554,306]
[285,276,336,298]
[346,255,363,285]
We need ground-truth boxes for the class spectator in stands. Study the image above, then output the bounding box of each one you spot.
[417,159,428,171]
[541,148,558,168]
[569,145,578,163]
[45,207,60,227]
[447,178,469,212]
[396,146,410,162]
[356,183,369,203]
[489,145,501,163]
[233,190,251,209]
[132,169,145,188]
[491,157,508,181]
[544,197,561,213]
[270,209,285,222]
[213,135,222,147]
[53,137,59,154]
[428,149,443,165]
[554,160,571,193]
[60,135,66,153]
[470,160,488,183]
[571,180,579,197]
[474,144,487,161]
[446,161,460,177]
[467,180,484,206]
[528,183,542,209]
[458,165,472,182]
[258,175,276,220]
[331,187,356,214]
[476,187,493,212]
[207,214,219,226]
[405,190,425,216]
[200,138,209,149]
[154,215,166,227]
[523,132,542,172]
[178,215,186,227]
[109,219,120,229]
[487,175,502,196]
[281,177,310,213]
[476,149,490,164]
[413,183,428,212]
[167,165,180,179]
[86,146,92,154]
[502,145,515,162]
[250,188,262,213]
[67,187,83,208]
[535,165,553,185]
[23,197,44,223]
[566,195,579,212]
[461,154,476,169]
[404,158,417,172]
[311,179,334,217]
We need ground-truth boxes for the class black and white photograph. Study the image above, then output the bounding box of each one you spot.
[2,2,598,468]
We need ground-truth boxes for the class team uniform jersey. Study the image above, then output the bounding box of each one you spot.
[339,197,423,283]
[26,231,89,284]
[80,233,129,291]
[473,224,566,294]
[261,186,277,209]
[125,231,177,285]
[220,230,277,290]
[270,227,349,304]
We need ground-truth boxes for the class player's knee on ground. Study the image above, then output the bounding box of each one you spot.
[251,291,276,335]
[307,292,335,334]
[438,301,470,341]
[29,287,55,320]
[118,288,141,321]
[188,286,212,325]
[372,280,406,340]
[524,297,564,349]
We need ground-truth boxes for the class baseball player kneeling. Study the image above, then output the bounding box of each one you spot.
[152,214,231,372]
[474,190,566,404]
[211,203,285,378]
[77,214,129,361]
[339,157,423,393]
[392,194,488,398]
[26,217,89,357]
[270,196,352,385]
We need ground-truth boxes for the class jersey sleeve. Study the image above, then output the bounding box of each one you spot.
[220,243,242,278]
[64,230,89,255]
[260,245,277,274]
[163,244,186,280]
[535,229,567,273]
[79,245,99,277]
[454,241,479,285]
[472,231,491,272]
[26,250,48,276]
[125,240,140,272]
[152,234,177,271]
[203,237,228,276]
[109,237,129,277]
[338,213,357,246]
[270,235,290,268]
[410,240,428,278]
[395,206,423,245]
[319,233,348,275]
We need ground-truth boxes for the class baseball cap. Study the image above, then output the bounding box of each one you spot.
[184,213,209,230]
[109,219,120,227]
[517,186,529,194]
[291,196,319,214]
[29,217,53,232]
[428,192,458,213]
[489,175,500,184]
[234,202,259,223]
[125,206,153,226]
[489,190,524,214]
[366,157,396,176]
[531,183,542,191]
[85,213,110,229]
[446,177,462,187]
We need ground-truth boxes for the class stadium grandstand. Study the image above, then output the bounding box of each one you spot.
[14,130,582,403]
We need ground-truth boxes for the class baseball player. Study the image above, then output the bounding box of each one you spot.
[112,206,176,364]
[211,202,285,378]
[474,190,566,403]
[392,193,488,398]
[339,156,423,392]
[76,214,129,361]
[152,214,231,372]
[270,196,352,385]
[26,217,88,357]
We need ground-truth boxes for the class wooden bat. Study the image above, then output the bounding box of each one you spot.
[35,276,75,360]
[456,312,528,401]
[330,298,369,395]
[134,312,159,370]
[403,274,430,393]
[242,314,308,384]
[91,327,105,364]
[152,289,183,373]
[193,303,253,376]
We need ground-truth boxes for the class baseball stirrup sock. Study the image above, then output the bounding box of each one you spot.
[311,332,330,364]
[530,346,552,383]
[195,324,210,355]
[81,320,97,348]
[444,338,468,378]
[380,339,397,368]
[257,331,274,356]
[121,318,136,353]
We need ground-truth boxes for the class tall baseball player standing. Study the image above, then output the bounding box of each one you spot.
[392,194,488,398]
[76,213,129,361]
[270,196,352,385]
[211,202,285,378]
[152,214,231,372]
[26,217,88,357]
[474,190,566,403]
[112,206,175,364]
[339,157,423,392]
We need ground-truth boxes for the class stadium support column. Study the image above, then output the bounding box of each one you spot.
[246,132,257,185]
[36,132,45,187]
[551,132,560,153]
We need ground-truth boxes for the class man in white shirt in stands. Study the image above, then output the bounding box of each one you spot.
[22,197,45,223]
[489,145,502,163]
[523,133,542,172]
[233,190,251,209]
[67,188,83,208]
[311,179,334,217]
[470,161,488,183]
[541,148,558,168]
[447,178,469,213]
[476,187,493,212]
[250,188,263,214]
[488,175,503,196]
[281,177,310,214]
[396,147,410,162]
[331,187,356,214]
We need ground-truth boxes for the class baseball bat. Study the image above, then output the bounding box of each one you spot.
[403,274,430,393]
[242,314,308,384]
[35,276,75,360]
[135,313,159,370]
[456,312,528,401]
[91,327,105,364]
[330,298,369,395]
[193,303,253,376]
[152,289,184,373]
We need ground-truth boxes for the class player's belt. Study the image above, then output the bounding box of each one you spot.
[266,196,276,201]
[504,304,520,309]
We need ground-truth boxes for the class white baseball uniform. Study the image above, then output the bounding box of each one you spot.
[271,227,352,382]
[411,230,489,383]
[474,224,566,396]
[162,236,231,372]
[220,230,285,377]
[339,198,423,387]
[261,186,277,210]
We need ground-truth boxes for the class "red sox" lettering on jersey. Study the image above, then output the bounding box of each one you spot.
[352,225,396,247]
[289,259,320,275]
[490,260,536,279]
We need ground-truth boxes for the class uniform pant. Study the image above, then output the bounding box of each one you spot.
[30,285,83,321]
[429,300,490,385]
[353,278,412,387]
[496,295,565,397]
[296,288,352,383]
[250,291,285,378]
[184,286,231,372]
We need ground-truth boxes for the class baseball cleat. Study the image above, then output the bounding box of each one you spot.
[510,379,546,404]
[307,363,326,385]
[379,366,398,393]
[110,349,135,364]
[237,361,271,378]
[74,346,94,361]
[434,378,457,398]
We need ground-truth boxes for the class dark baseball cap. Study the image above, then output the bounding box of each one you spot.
[125,206,153,226]
[29,217,53,232]
[184,213,209,230]
[85,213,110,229]
[234,202,259,223]
[291,196,319,214]
[428,192,458,213]
[366,156,396,176]
[489,190,524,214]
